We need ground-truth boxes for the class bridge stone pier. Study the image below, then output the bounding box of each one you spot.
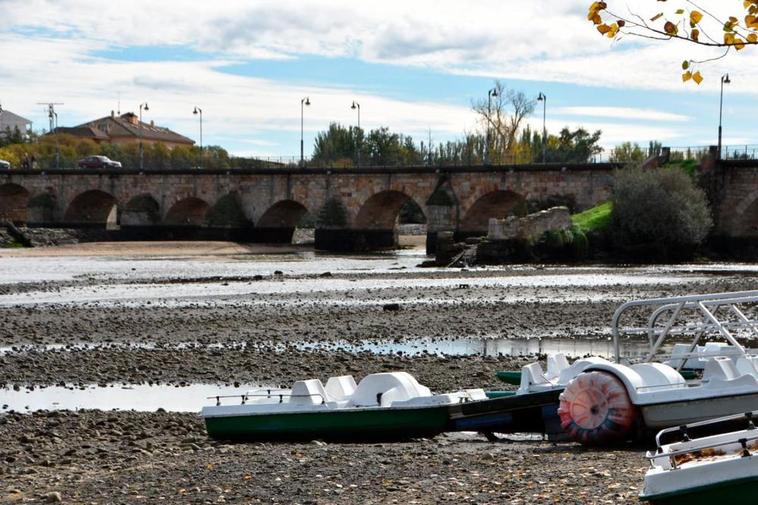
[708,160,758,251]
[0,164,619,252]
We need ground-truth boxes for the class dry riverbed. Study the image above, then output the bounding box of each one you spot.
[0,242,756,503]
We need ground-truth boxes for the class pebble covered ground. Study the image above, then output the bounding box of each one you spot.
[1,411,647,504]
[0,244,756,503]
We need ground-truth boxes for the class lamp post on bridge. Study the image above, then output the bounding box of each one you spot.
[718,74,730,160]
[537,92,547,163]
[351,101,361,167]
[485,87,498,164]
[139,102,149,170]
[300,97,310,165]
[193,106,203,169]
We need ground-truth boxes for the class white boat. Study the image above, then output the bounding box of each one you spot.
[640,411,758,504]
[515,290,758,444]
[201,372,486,441]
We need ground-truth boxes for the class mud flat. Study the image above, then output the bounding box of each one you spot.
[0,242,755,503]
[0,410,646,505]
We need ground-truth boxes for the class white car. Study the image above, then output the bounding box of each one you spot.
[0,159,10,170]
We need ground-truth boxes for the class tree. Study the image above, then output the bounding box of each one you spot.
[312,123,422,166]
[312,123,362,166]
[588,1,758,83]
[472,80,535,163]
[545,127,603,163]
[609,142,646,163]
[611,166,713,260]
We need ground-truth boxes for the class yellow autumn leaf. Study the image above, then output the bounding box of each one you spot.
[691,29,700,42]
[690,11,703,24]
[692,71,703,84]
[748,33,758,43]
[725,32,736,45]
[664,21,678,35]
[682,71,692,82]
[597,24,611,34]
[735,37,746,50]
[675,9,684,15]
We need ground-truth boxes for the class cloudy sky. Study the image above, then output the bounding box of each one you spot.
[1,0,756,158]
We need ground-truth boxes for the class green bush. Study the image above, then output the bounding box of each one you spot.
[611,167,712,260]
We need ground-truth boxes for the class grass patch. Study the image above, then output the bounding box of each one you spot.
[572,201,613,233]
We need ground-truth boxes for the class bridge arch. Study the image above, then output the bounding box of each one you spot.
[28,192,57,224]
[460,190,526,233]
[257,200,310,229]
[121,194,161,226]
[0,183,30,224]
[355,190,425,229]
[64,189,119,227]
[207,193,249,228]
[164,197,209,226]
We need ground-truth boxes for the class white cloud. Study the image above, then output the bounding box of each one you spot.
[1,0,754,154]
[554,106,689,122]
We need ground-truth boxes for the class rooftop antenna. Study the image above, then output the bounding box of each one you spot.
[37,102,64,133]
[37,102,64,169]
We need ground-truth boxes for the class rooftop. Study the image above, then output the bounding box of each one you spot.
[76,113,194,145]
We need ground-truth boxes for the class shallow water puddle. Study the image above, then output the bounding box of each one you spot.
[0,383,269,413]
[0,273,707,307]
[1,335,664,360]
[292,336,664,359]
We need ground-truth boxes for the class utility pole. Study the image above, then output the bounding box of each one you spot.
[38,102,64,169]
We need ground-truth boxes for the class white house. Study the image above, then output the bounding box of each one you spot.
[0,106,32,138]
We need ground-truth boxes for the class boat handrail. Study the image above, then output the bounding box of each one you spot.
[654,411,757,448]
[611,290,758,363]
[635,382,690,391]
[647,432,758,469]
[207,392,327,406]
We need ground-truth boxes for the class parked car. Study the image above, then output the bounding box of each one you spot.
[77,155,122,169]
[0,159,10,170]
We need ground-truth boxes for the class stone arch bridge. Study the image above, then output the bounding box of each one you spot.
[2,162,752,252]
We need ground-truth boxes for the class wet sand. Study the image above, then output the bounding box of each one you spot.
[0,242,756,504]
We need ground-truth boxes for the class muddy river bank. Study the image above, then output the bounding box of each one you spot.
[0,242,755,503]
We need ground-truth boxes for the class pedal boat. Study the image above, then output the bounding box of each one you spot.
[640,411,758,504]
[201,372,485,441]
[485,290,758,445]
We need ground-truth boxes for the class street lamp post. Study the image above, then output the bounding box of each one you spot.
[193,107,203,150]
[351,101,361,166]
[718,74,730,159]
[537,92,547,163]
[193,106,203,169]
[486,87,498,164]
[300,97,310,165]
[139,102,149,170]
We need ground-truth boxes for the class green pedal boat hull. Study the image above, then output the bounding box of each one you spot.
[642,476,758,505]
[204,405,451,442]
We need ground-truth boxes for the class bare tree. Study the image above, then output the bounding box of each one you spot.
[472,81,535,164]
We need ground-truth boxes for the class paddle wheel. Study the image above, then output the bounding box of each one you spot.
[558,371,638,445]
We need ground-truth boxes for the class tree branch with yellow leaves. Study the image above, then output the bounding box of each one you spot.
[588,1,758,83]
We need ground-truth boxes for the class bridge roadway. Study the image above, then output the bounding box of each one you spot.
[0,161,755,252]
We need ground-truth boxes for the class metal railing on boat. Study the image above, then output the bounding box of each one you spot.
[648,411,758,469]
[208,392,327,406]
[610,290,758,365]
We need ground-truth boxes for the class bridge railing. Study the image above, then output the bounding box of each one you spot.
[664,144,758,161]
